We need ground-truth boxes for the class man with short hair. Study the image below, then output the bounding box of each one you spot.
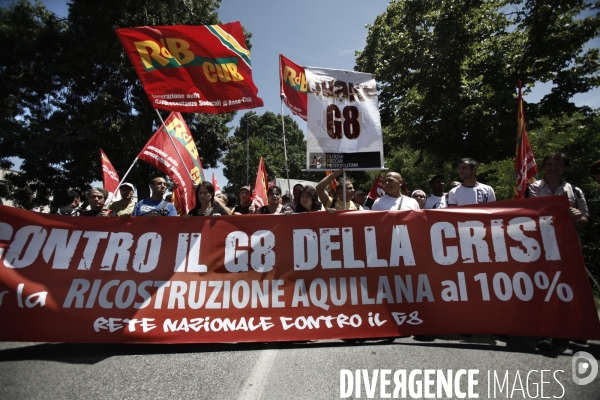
[132,177,177,217]
[371,172,419,211]
[527,152,589,227]
[108,183,136,217]
[316,169,364,210]
[448,158,495,206]
[284,183,304,209]
[56,190,82,216]
[424,174,448,209]
[81,188,115,217]
[233,186,255,215]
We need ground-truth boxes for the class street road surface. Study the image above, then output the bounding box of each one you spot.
[1,335,599,399]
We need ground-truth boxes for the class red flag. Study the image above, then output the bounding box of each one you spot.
[280,54,307,121]
[212,172,221,194]
[171,184,185,215]
[137,113,202,214]
[116,23,263,113]
[513,80,538,199]
[252,157,268,207]
[325,170,338,192]
[99,149,121,201]
[367,174,386,201]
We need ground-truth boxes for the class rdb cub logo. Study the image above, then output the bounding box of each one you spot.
[572,351,598,385]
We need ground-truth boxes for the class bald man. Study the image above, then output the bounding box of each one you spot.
[371,172,419,211]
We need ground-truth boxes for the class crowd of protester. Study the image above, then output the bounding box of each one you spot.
[25,154,597,350]
[53,154,599,224]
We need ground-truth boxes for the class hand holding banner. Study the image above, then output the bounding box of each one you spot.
[0,197,598,343]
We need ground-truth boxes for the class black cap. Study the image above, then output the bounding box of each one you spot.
[428,174,445,184]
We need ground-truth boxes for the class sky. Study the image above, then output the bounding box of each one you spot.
[10,0,600,191]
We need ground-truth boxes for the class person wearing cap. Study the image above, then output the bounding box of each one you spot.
[109,182,137,217]
[424,175,448,209]
[411,189,426,209]
[233,186,255,215]
[354,189,370,210]
[590,159,600,189]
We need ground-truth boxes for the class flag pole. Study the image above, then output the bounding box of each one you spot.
[280,94,291,196]
[103,157,139,209]
[154,109,195,183]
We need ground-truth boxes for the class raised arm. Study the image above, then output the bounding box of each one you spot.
[316,169,343,207]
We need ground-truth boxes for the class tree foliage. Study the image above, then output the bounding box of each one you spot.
[0,0,233,208]
[221,112,322,195]
[355,0,600,165]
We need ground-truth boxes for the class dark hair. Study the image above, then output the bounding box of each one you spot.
[459,158,478,169]
[188,182,216,215]
[295,186,322,212]
[88,187,108,200]
[66,190,80,202]
[224,193,237,208]
[150,176,167,185]
[543,152,570,168]
[267,185,282,196]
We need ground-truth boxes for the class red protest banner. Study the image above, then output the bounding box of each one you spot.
[280,54,307,121]
[100,149,121,201]
[116,23,263,113]
[138,112,201,214]
[0,197,598,344]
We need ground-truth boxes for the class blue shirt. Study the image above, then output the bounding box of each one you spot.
[132,199,177,216]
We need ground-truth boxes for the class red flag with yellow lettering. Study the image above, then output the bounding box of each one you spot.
[116,23,263,113]
[279,54,307,121]
[137,112,203,214]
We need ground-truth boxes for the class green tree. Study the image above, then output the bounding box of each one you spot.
[222,112,321,195]
[0,0,233,208]
[355,0,600,165]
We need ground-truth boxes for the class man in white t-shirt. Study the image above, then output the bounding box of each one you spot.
[371,172,419,211]
[448,158,496,206]
[424,174,448,209]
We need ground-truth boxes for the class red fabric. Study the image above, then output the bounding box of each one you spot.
[137,112,199,214]
[212,173,221,194]
[100,149,121,201]
[1,197,598,343]
[252,157,268,207]
[367,175,386,201]
[513,80,538,199]
[325,170,338,192]
[280,54,307,120]
[116,23,263,113]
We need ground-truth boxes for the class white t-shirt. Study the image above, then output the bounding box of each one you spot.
[424,195,448,209]
[448,183,495,206]
[371,194,420,211]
